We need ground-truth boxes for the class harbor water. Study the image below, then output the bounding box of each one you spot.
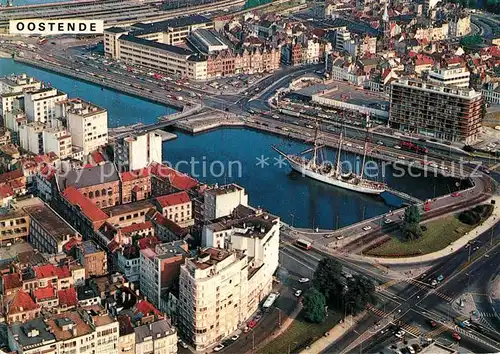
[0,58,457,229]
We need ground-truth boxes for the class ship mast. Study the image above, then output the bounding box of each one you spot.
[360,113,370,178]
[311,120,320,167]
[335,127,343,176]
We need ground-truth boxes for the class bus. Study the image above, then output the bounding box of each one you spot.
[262,293,278,311]
[295,239,312,250]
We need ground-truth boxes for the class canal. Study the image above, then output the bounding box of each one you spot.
[1,58,458,229]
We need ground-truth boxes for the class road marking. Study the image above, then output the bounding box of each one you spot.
[425,325,449,338]
[406,279,454,302]
[377,279,404,291]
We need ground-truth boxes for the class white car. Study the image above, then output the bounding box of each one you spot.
[377,141,384,145]
[213,344,225,352]
[384,219,392,224]
[395,330,405,338]
[299,278,310,283]
[178,340,188,349]
[394,145,402,149]
[295,289,302,297]
[336,235,345,240]
[362,226,372,231]
[431,280,438,286]
[231,334,240,341]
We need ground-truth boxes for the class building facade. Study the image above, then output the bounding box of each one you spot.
[389,79,483,143]
[115,132,162,171]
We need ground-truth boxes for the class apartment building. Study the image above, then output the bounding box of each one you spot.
[9,307,119,354]
[155,191,193,226]
[389,78,483,143]
[24,88,68,124]
[0,74,41,126]
[428,65,470,88]
[0,209,29,246]
[203,183,248,221]
[202,205,280,312]
[140,241,189,311]
[75,240,108,278]
[42,127,73,159]
[121,168,152,204]
[134,320,178,354]
[24,203,80,254]
[114,132,162,171]
[178,248,249,350]
[57,98,108,155]
[19,121,45,155]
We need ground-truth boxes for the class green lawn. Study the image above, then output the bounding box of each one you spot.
[365,215,475,257]
[257,310,342,354]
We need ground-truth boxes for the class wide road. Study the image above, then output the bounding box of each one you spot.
[337,221,500,354]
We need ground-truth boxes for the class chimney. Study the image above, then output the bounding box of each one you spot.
[71,327,77,337]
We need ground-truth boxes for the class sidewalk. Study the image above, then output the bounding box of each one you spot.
[248,303,303,354]
[299,314,360,354]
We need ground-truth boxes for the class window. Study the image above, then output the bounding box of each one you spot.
[95,190,100,197]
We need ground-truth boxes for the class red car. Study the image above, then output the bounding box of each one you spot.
[452,332,461,341]
[451,192,461,197]
[247,320,257,329]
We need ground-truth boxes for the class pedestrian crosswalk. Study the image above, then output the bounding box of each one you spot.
[400,323,422,337]
[366,303,387,317]
[476,312,499,318]
[405,279,453,302]
[425,325,449,338]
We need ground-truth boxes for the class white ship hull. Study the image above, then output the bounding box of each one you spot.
[288,159,384,195]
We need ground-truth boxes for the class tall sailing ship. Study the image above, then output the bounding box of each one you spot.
[272,123,386,195]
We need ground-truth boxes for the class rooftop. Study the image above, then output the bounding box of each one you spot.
[47,312,93,341]
[134,319,175,344]
[103,200,154,216]
[119,35,194,57]
[34,264,71,279]
[130,14,211,35]
[121,168,150,182]
[79,240,102,255]
[58,162,119,189]
[149,163,198,190]
[156,191,190,208]
[24,204,77,243]
[10,317,56,349]
[205,183,245,196]
[63,186,109,222]
[191,247,233,270]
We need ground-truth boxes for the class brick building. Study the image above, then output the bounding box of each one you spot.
[120,168,151,204]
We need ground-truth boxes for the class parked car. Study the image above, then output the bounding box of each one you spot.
[214,344,225,352]
[295,289,302,297]
[231,334,239,341]
[362,226,372,231]
[178,340,188,348]
[452,332,461,341]
[384,219,392,224]
[395,330,405,338]
[299,278,310,283]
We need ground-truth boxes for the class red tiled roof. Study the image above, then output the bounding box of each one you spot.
[149,163,198,190]
[156,191,190,208]
[0,184,14,199]
[91,151,105,164]
[39,164,56,181]
[58,287,78,307]
[153,213,188,237]
[121,221,154,235]
[134,299,162,318]
[121,168,151,182]
[34,264,71,279]
[2,273,22,292]
[8,290,38,314]
[137,236,160,250]
[415,54,433,66]
[0,169,23,184]
[33,286,56,301]
[108,240,120,253]
[63,237,82,253]
[63,186,108,222]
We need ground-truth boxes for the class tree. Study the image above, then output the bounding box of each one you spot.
[302,287,326,323]
[401,205,423,241]
[312,258,344,308]
[344,276,376,315]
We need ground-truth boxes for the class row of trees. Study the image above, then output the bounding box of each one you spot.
[302,258,376,323]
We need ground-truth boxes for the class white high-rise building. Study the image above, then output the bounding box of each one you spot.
[0,74,41,126]
[115,132,162,171]
[24,87,68,124]
[178,248,250,351]
[19,121,45,154]
[184,206,280,350]
[43,127,73,159]
[203,183,248,221]
[428,65,470,88]
[57,99,108,155]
